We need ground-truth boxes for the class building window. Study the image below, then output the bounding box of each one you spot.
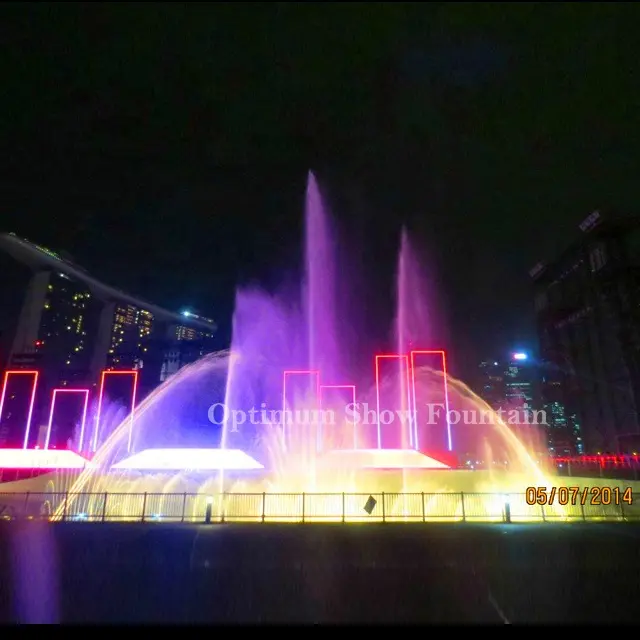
[589,243,607,272]
[534,291,548,311]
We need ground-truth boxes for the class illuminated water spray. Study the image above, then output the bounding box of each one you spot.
[40,171,558,522]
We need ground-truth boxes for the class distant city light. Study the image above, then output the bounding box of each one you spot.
[512,352,527,361]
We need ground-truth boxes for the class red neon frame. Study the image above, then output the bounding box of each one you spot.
[410,350,452,452]
[93,370,138,453]
[45,388,90,451]
[0,370,39,449]
[282,370,321,450]
[319,384,357,449]
[374,355,412,450]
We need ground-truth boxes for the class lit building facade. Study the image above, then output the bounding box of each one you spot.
[532,211,640,453]
[477,354,536,416]
[477,360,506,410]
[160,320,216,382]
[0,233,217,446]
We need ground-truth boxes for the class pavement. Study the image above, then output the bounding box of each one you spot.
[0,522,639,623]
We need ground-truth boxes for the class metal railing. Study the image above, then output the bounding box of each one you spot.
[1,490,638,523]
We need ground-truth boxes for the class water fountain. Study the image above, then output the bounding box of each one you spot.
[7,171,629,523]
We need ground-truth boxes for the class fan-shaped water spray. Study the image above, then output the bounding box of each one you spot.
[44,171,560,522]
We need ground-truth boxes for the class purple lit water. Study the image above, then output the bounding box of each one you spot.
[225,173,447,455]
[395,227,432,356]
[393,228,452,453]
[304,173,341,382]
[53,171,547,502]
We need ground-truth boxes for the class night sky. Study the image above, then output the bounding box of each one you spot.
[3,3,640,382]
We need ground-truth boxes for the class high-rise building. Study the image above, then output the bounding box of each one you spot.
[160,313,219,382]
[477,360,505,409]
[538,366,583,455]
[472,353,546,459]
[477,353,536,415]
[0,233,217,447]
[531,211,640,453]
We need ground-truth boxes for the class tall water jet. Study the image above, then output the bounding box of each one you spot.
[16,169,568,524]
[304,172,340,386]
[395,227,451,454]
[395,227,432,355]
[393,228,425,450]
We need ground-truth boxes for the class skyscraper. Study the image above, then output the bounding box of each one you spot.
[477,353,535,416]
[0,233,217,447]
[532,211,640,453]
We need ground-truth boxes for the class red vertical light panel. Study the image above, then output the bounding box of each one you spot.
[374,355,412,450]
[46,388,90,451]
[0,370,39,449]
[319,384,357,449]
[409,350,452,452]
[93,370,138,453]
[282,370,320,450]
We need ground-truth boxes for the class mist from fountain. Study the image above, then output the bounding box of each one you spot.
[47,170,558,522]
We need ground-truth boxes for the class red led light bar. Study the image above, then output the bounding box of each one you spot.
[553,455,640,465]
[93,370,138,453]
[45,388,90,451]
[319,384,357,449]
[374,355,411,450]
[0,370,39,449]
[409,350,452,452]
[282,370,320,450]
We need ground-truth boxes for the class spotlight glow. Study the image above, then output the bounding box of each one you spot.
[323,448,450,469]
[111,448,264,470]
[45,388,90,450]
[0,448,92,469]
[0,370,39,449]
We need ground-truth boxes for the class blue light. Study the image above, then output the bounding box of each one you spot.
[512,352,527,361]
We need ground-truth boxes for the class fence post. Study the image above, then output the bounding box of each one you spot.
[302,492,306,523]
[261,492,266,523]
[580,501,586,521]
[63,491,68,522]
[541,503,546,522]
[422,492,426,522]
[23,492,30,519]
[342,492,345,523]
[382,492,386,522]
[181,492,187,523]
[504,499,511,524]
[102,492,108,522]
[619,500,625,522]
[460,492,466,522]
[221,493,226,524]
[141,492,148,523]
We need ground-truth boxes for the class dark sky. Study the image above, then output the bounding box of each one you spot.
[2,3,640,381]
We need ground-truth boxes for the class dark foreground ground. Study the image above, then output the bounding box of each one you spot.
[0,522,639,623]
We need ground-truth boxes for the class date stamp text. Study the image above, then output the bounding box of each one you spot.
[525,486,633,506]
